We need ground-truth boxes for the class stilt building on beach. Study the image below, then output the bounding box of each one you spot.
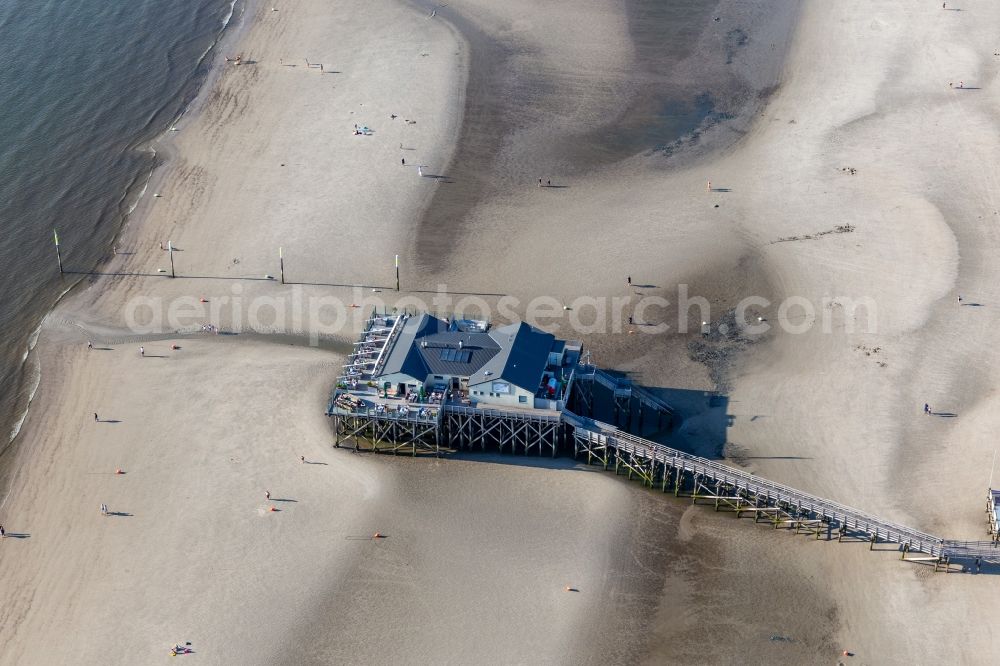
[327,309,1000,570]
[328,310,588,455]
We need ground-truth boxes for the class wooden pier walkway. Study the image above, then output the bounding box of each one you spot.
[329,310,999,569]
[571,365,673,432]
[563,409,1000,567]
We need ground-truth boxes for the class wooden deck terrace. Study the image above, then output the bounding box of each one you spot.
[328,388,443,422]
[330,389,444,455]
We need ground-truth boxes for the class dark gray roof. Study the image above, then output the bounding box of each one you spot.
[378,313,446,381]
[469,322,555,390]
[416,331,500,377]
[376,316,557,392]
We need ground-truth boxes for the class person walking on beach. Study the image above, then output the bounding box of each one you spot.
[265,490,271,501]
[94,412,99,422]
[924,403,931,415]
[87,341,93,350]
[707,180,712,192]
[401,158,405,166]
[0,524,5,539]
[538,178,543,188]
[627,276,632,286]
[300,455,305,464]
[100,503,108,516]
[958,294,963,304]
[139,346,144,357]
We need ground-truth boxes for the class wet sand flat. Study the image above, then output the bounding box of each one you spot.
[3,0,1000,663]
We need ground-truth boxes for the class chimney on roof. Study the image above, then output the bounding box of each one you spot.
[458,340,463,349]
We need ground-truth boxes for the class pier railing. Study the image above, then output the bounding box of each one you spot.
[444,403,562,423]
[564,409,1000,564]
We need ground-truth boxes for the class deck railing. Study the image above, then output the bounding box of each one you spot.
[563,409,999,562]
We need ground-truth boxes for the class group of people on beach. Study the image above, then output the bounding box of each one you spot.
[170,642,193,656]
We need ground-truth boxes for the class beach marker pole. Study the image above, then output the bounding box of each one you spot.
[395,254,400,291]
[168,240,176,278]
[279,246,285,284]
[53,230,63,274]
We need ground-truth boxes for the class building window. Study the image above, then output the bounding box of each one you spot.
[518,395,527,403]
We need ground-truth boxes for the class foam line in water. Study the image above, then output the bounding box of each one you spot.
[124,150,155,217]
[160,0,244,141]
[7,321,43,445]
[221,0,239,29]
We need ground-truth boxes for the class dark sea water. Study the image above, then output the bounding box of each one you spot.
[0,0,242,444]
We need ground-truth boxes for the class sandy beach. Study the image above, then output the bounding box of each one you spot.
[3,0,1000,663]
